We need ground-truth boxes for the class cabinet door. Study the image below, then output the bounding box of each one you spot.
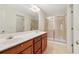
[42,33,47,52]
[21,46,33,54]
[1,44,25,54]
[34,40,41,53]
[36,49,41,54]
[42,38,45,52]
[44,37,47,49]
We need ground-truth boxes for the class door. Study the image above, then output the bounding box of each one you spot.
[16,15,24,32]
[73,4,79,53]
[66,5,73,53]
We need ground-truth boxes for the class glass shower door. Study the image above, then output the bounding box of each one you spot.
[47,16,66,43]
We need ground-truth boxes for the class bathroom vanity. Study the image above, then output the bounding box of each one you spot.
[0,31,47,54]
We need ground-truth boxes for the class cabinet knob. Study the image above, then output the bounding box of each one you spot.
[21,45,24,47]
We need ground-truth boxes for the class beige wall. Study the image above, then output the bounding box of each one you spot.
[44,18,48,31]
[38,11,46,31]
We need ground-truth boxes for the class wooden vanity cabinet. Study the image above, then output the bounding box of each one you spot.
[0,33,47,54]
[42,33,47,52]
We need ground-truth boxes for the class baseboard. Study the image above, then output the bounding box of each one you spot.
[48,40,67,46]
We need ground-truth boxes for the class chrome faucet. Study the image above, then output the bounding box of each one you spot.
[7,35,13,39]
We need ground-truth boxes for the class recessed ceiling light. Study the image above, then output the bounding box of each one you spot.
[30,4,40,12]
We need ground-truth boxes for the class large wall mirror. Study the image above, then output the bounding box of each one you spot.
[0,4,38,34]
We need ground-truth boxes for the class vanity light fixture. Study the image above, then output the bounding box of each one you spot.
[30,4,40,12]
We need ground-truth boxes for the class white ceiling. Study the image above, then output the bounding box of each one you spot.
[8,4,67,18]
[37,4,67,16]
[8,4,37,17]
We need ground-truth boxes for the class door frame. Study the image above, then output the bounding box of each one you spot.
[66,4,73,53]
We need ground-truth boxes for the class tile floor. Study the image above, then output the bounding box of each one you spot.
[43,41,69,54]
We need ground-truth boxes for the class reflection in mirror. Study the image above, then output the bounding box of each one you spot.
[16,15,24,32]
[0,4,38,34]
[31,19,38,30]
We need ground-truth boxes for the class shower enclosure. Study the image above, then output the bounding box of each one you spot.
[47,16,66,43]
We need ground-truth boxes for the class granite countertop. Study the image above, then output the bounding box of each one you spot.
[0,30,46,52]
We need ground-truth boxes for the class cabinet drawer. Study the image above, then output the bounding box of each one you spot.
[42,37,47,52]
[34,40,41,53]
[1,40,33,54]
[1,44,25,54]
[22,40,33,49]
[34,36,41,43]
[21,46,33,54]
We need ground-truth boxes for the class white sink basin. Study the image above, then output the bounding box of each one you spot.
[0,30,40,43]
